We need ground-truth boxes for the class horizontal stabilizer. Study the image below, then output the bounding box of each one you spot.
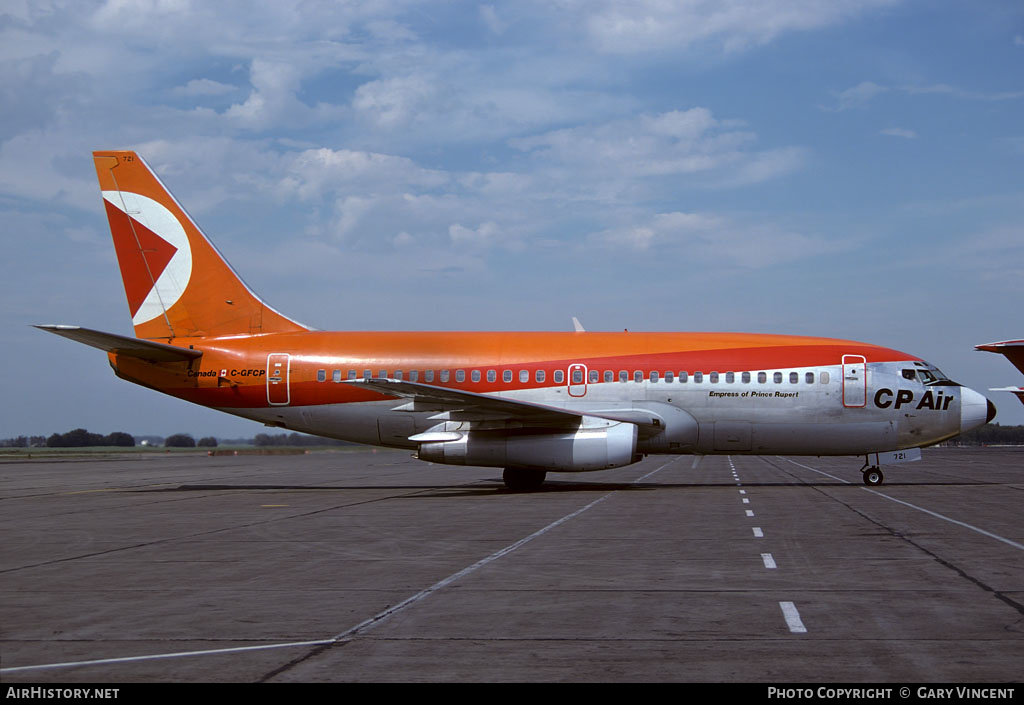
[988,386,1024,406]
[34,325,202,362]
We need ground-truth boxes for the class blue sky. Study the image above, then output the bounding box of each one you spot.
[2,0,1022,438]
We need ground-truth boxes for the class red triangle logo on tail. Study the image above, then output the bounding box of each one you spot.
[104,200,179,317]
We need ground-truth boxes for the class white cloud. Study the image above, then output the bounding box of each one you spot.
[449,221,502,248]
[591,211,842,267]
[577,0,900,54]
[822,81,889,111]
[224,59,347,130]
[173,78,237,96]
[278,147,448,201]
[880,127,917,139]
[825,80,1024,111]
[480,5,509,35]
[512,109,805,186]
[352,74,437,128]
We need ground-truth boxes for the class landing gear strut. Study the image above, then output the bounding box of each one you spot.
[503,467,547,492]
[861,465,884,486]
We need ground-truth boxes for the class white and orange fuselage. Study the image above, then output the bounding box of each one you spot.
[39,151,994,489]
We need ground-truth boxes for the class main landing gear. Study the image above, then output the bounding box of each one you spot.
[503,467,547,492]
[860,464,884,486]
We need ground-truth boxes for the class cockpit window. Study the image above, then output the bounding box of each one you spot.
[902,369,916,381]
[911,362,948,385]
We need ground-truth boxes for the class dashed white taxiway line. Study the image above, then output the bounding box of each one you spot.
[779,602,807,633]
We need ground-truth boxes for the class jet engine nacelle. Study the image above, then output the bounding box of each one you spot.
[417,420,639,472]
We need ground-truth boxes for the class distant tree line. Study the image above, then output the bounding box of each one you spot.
[1,429,351,448]
[253,432,351,446]
[43,429,135,447]
[163,433,218,448]
[947,423,1024,446]
[1,435,47,448]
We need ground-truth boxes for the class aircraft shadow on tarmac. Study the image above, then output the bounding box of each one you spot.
[125,478,983,498]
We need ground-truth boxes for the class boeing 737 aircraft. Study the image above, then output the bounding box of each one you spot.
[38,151,995,490]
[976,339,1024,406]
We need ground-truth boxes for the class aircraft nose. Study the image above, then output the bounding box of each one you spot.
[960,387,994,434]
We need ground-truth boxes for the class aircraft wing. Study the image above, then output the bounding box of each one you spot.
[976,339,1024,375]
[35,325,202,363]
[344,378,663,431]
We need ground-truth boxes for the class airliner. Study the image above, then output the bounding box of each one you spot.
[976,339,1024,406]
[37,151,995,490]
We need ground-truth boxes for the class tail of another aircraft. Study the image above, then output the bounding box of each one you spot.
[93,151,308,340]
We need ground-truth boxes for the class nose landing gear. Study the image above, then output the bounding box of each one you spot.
[860,464,884,486]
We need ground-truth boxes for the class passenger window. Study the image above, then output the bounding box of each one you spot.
[634,370,643,383]
[332,369,341,383]
[651,371,659,383]
[665,371,674,383]
[348,369,356,380]
[694,372,703,383]
[471,370,481,382]
[710,372,719,383]
[725,372,734,384]
[589,369,598,383]
[395,370,403,380]
[789,372,798,384]
[410,370,418,382]
[317,369,326,382]
[773,372,782,384]
[378,369,386,378]
[679,371,688,383]
[820,371,830,384]
[503,370,512,382]
[364,369,372,379]
[604,370,614,383]
[441,370,450,383]
[741,372,750,383]
[757,372,766,384]
[619,370,628,382]
[805,372,814,384]
[554,370,564,384]
[573,369,584,384]
[455,370,465,382]
[536,370,545,383]
[487,370,496,383]
[425,370,434,382]
[520,370,529,383]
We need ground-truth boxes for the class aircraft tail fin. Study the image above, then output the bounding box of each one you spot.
[93,151,308,340]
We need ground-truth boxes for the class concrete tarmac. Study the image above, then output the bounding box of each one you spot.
[1,447,1022,683]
